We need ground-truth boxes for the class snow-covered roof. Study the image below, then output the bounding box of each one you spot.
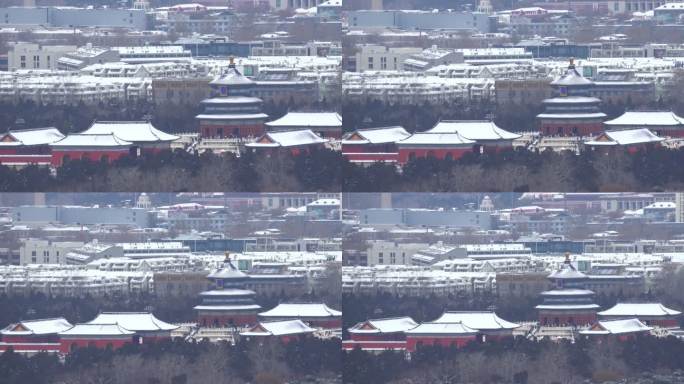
[551,62,593,86]
[427,120,521,141]
[266,112,342,128]
[207,260,248,279]
[195,113,270,120]
[341,126,411,144]
[548,258,587,279]
[432,311,520,330]
[542,96,601,104]
[1,318,73,336]
[604,111,684,126]
[580,318,652,335]
[81,121,179,143]
[585,129,663,146]
[349,316,418,334]
[193,304,263,311]
[210,63,254,86]
[200,96,262,105]
[598,303,682,317]
[535,304,602,310]
[50,134,132,148]
[259,303,341,318]
[405,322,477,335]
[241,320,315,336]
[656,3,684,10]
[398,132,475,146]
[537,112,607,119]
[59,323,134,336]
[246,129,328,148]
[87,312,178,332]
[540,289,595,296]
[0,127,65,147]
[199,289,255,297]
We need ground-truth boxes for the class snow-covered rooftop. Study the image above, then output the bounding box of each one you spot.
[246,129,328,148]
[585,129,663,146]
[580,318,653,335]
[266,112,342,128]
[398,132,475,146]
[405,322,477,335]
[427,120,521,141]
[341,126,411,145]
[349,317,419,334]
[432,311,520,330]
[1,318,73,336]
[50,133,132,147]
[81,121,179,143]
[59,323,134,336]
[87,312,178,332]
[259,303,341,318]
[604,111,684,126]
[598,303,682,317]
[0,127,65,147]
[241,319,316,336]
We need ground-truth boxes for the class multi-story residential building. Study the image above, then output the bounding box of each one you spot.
[261,193,329,210]
[0,7,148,29]
[342,265,497,296]
[347,10,491,33]
[359,208,493,230]
[65,242,124,265]
[11,206,154,228]
[353,44,422,72]
[167,11,235,35]
[167,209,230,232]
[57,45,120,71]
[366,241,429,266]
[19,239,84,265]
[599,193,660,212]
[403,46,464,71]
[508,13,578,38]
[106,46,192,65]
[7,43,77,71]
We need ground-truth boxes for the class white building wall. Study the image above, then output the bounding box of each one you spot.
[355,45,422,72]
[8,43,76,70]
[19,239,84,265]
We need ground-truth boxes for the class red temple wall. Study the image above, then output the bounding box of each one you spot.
[540,121,604,136]
[349,333,406,342]
[198,313,258,327]
[51,150,129,166]
[405,335,476,352]
[59,337,131,353]
[397,147,472,164]
[539,311,597,326]
[199,123,264,138]
[341,340,407,350]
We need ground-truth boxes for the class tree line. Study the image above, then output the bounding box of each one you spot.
[344,335,684,384]
[0,149,342,192]
[0,337,341,384]
[343,147,684,192]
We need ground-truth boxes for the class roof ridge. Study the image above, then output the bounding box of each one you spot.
[19,317,69,323]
